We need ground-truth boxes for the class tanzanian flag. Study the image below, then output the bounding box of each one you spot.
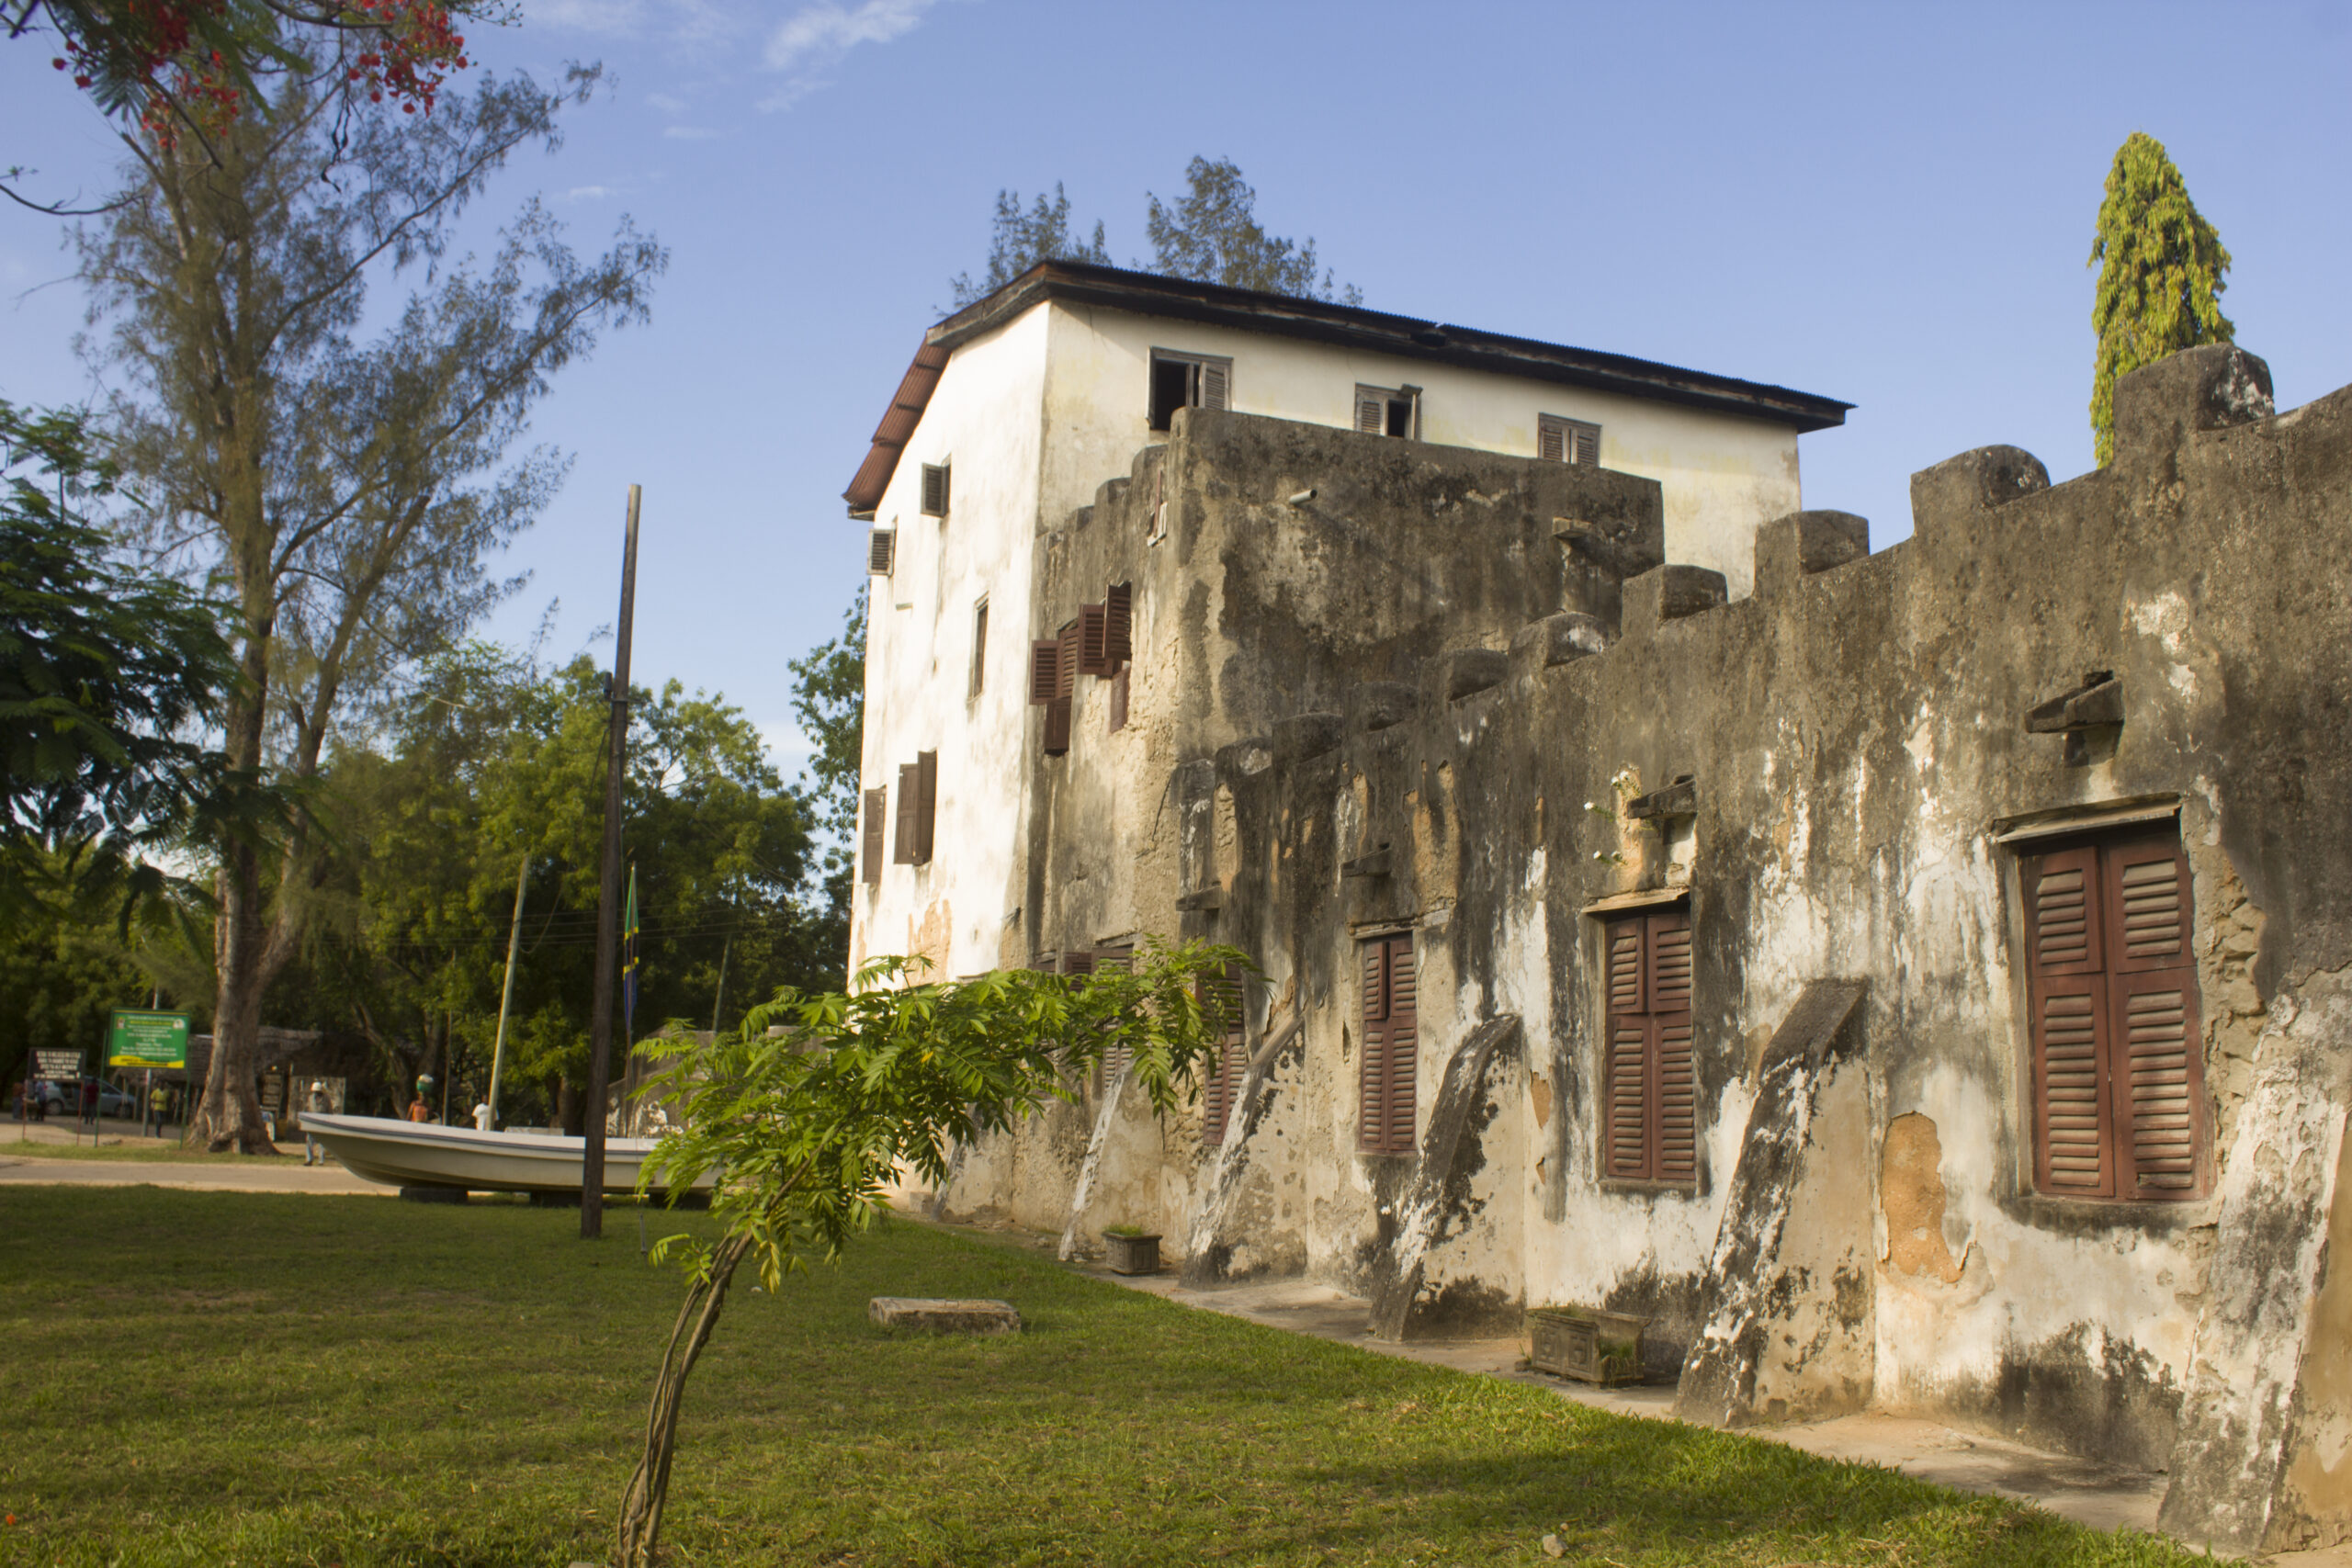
[622,863,639,1039]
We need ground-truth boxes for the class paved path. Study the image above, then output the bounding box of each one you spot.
[1044,1248,2346,1564]
[0,1150,387,1195]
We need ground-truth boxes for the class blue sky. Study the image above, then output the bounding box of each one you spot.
[4,1,2348,777]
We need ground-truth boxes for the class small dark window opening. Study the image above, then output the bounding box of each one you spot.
[1148,357,1193,433]
[1355,384,1420,441]
[969,598,988,698]
[1385,399,1412,438]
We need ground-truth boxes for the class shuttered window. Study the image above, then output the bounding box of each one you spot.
[969,598,987,697]
[860,787,886,885]
[1105,582,1133,665]
[2020,828,2207,1201]
[1148,351,1234,431]
[921,462,950,518]
[1600,908,1697,1185]
[1354,384,1419,440]
[1538,413,1602,467]
[867,528,896,575]
[1199,964,1247,1145]
[1357,933,1419,1155]
[892,751,937,866]
[1078,603,1112,676]
[1082,948,1134,1094]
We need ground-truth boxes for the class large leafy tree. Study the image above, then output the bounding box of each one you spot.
[948,157,1356,307]
[2089,131,2233,466]
[0,399,265,934]
[615,942,1246,1567]
[1145,156,1357,303]
[947,185,1110,306]
[299,649,823,1131]
[80,59,664,1152]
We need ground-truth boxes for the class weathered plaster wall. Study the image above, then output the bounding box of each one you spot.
[852,307,1050,983]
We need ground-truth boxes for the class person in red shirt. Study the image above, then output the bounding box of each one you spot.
[406,1097,431,1123]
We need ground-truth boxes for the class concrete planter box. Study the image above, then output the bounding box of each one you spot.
[1103,1232,1161,1275]
[1527,1306,1648,1386]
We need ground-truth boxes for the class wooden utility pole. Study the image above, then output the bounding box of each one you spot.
[582,484,641,1238]
[485,852,529,1128]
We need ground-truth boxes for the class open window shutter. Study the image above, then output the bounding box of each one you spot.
[1104,582,1133,665]
[911,750,937,865]
[1093,948,1136,1089]
[1646,910,1696,1182]
[1079,604,1111,676]
[1384,938,1418,1156]
[1356,390,1386,434]
[867,528,896,575]
[1057,621,1080,699]
[1575,424,1600,466]
[2102,838,2204,1200]
[921,463,949,518]
[2031,976,2113,1197]
[1043,697,1071,756]
[1029,640,1060,705]
[861,788,886,884]
[1538,420,1566,463]
[893,763,919,864]
[1358,940,1390,1152]
[1199,360,1229,411]
[1602,918,1650,1180]
[1200,964,1245,1145]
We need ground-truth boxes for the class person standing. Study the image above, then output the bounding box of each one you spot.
[149,1083,168,1138]
[406,1094,431,1123]
[471,1098,493,1132]
[302,1081,332,1165]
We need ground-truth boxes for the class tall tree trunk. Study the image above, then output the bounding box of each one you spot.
[616,1231,752,1568]
[195,623,280,1155]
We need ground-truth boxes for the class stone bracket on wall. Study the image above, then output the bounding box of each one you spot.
[1675,980,1872,1427]
[2157,978,2352,1554]
[1178,1010,1306,1288]
[1367,1013,1524,1341]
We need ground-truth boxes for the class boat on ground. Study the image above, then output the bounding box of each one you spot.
[299,1111,714,1197]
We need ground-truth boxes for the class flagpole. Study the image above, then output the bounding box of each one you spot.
[582,485,640,1239]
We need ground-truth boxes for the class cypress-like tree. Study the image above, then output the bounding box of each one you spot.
[2088,132,2233,465]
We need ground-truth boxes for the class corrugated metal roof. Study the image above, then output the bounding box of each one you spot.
[843,262,1852,516]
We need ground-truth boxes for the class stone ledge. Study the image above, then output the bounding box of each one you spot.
[868,1296,1023,1335]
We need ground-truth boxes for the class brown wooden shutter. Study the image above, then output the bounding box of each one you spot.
[893,763,919,864]
[1601,917,1650,1179]
[2031,977,2112,1197]
[921,462,949,517]
[1057,621,1080,698]
[1575,424,1600,466]
[2025,845,2103,976]
[860,788,886,885]
[1078,603,1111,676]
[1199,359,1229,411]
[1356,389,1385,434]
[1385,939,1418,1155]
[1200,964,1245,1146]
[1043,698,1071,756]
[969,600,987,697]
[1061,952,1095,978]
[910,750,937,865]
[2102,836,2205,1200]
[1104,582,1132,665]
[1029,640,1060,705]
[1647,909,1696,1183]
[1538,419,1566,462]
[867,528,896,575]
[1358,939,1390,1153]
[1107,667,1129,733]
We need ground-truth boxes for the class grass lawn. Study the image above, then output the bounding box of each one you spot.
[0,1188,2208,1568]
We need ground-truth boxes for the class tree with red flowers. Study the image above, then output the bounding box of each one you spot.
[7,0,492,177]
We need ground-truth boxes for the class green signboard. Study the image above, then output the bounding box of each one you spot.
[107,1010,189,1070]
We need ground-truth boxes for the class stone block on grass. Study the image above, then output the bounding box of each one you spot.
[868,1297,1022,1335]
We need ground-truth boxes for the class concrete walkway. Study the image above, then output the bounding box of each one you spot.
[0,1142,387,1196]
[1071,1261,2348,1565]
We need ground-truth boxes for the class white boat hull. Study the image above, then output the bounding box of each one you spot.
[299,1111,714,1196]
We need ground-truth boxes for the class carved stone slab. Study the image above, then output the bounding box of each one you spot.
[867,1297,1022,1335]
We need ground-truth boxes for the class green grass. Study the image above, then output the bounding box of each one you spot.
[0,1188,2207,1568]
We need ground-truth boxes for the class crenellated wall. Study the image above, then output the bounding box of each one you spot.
[916,346,2352,1552]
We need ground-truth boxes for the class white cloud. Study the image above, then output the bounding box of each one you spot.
[762,0,937,106]
[561,184,616,202]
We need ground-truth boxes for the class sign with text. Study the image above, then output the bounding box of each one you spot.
[31,1049,81,1080]
[107,1011,190,1070]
